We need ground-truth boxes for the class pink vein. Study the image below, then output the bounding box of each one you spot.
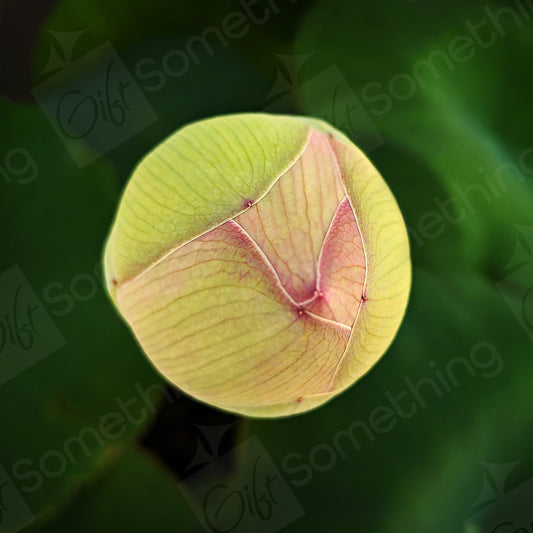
[115,127,314,289]
[231,219,352,334]
[324,135,369,390]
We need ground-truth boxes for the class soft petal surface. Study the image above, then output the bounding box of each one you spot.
[106,115,411,417]
[307,196,366,326]
[106,114,309,289]
[117,220,351,407]
[236,129,346,303]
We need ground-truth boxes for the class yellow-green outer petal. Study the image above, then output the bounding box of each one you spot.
[328,135,411,394]
[104,113,310,298]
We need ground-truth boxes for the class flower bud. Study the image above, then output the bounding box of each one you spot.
[104,114,411,417]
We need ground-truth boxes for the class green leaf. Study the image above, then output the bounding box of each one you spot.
[0,97,163,520]
[30,447,202,533]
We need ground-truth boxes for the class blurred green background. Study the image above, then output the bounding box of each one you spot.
[1,1,533,532]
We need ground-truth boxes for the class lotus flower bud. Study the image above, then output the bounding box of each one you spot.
[104,114,411,417]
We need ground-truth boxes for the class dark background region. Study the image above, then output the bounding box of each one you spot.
[1,1,533,532]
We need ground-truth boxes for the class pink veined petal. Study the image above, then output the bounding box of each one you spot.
[236,129,345,303]
[117,219,351,405]
[306,196,366,327]
[117,128,368,406]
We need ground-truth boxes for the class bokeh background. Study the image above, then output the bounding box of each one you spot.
[1,1,533,532]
